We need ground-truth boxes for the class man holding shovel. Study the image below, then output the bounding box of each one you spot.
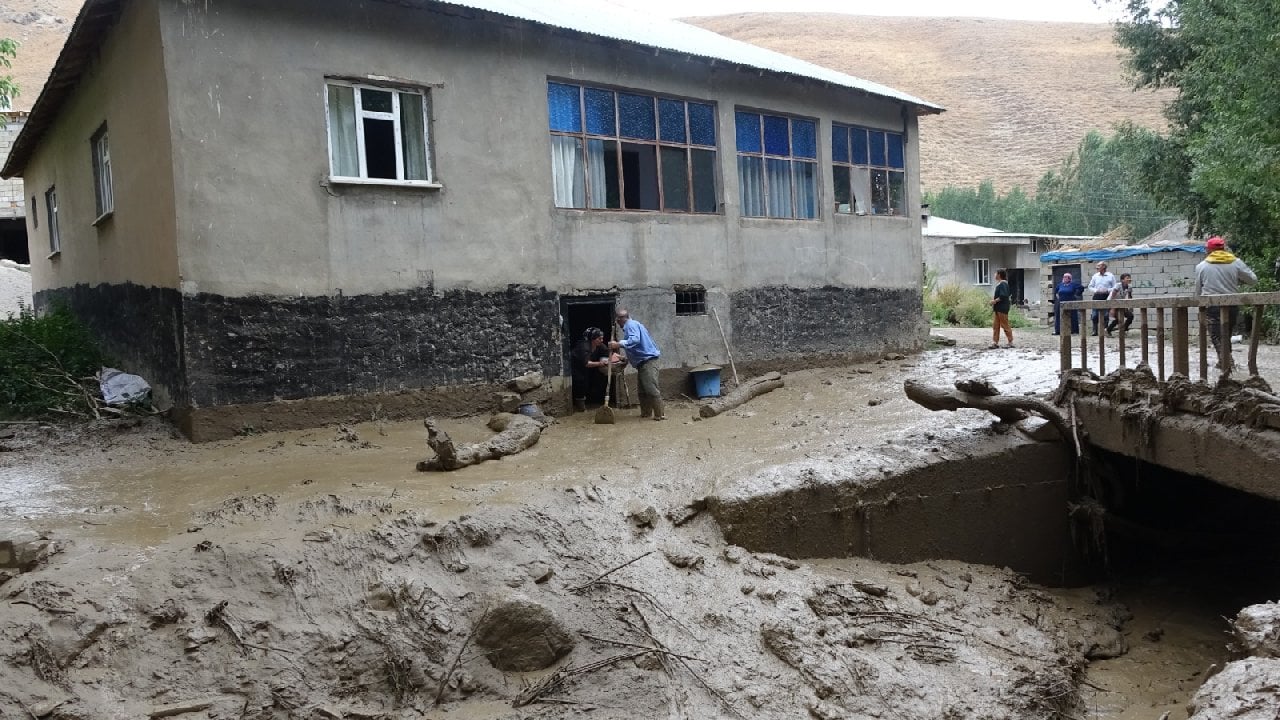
[610,308,665,421]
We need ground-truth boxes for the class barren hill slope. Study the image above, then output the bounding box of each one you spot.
[690,13,1173,192]
[3,4,1171,193]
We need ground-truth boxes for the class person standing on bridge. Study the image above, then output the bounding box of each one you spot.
[1195,236,1257,355]
[1086,261,1117,336]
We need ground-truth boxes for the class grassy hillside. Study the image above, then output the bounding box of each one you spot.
[3,3,1172,194]
[690,13,1172,193]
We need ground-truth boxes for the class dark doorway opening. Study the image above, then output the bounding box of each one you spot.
[561,294,617,406]
[1007,268,1025,304]
[0,218,29,264]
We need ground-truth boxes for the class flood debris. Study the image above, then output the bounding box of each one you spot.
[417,413,549,471]
[698,371,784,418]
[904,377,1074,444]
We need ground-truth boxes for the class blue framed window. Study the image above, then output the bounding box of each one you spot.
[734,111,818,219]
[547,81,718,213]
[832,123,906,216]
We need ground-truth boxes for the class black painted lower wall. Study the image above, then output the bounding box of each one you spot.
[182,285,560,408]
[34,283,187,408]
[731,286,924,360]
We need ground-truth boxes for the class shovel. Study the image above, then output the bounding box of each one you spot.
[595,328,618,425]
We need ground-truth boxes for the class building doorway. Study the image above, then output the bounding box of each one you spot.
[1007,269,1026,304]
[561,294,617,406]
[0,219,28,264]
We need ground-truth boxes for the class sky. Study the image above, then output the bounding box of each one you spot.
[604,0,1126,23]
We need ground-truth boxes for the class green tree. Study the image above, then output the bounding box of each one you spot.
[0,38,17,118]
[1114,0,1280,268]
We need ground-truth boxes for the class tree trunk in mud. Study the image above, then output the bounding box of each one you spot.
[903,379,1073,442]
[699,372,784,418]
[417,414,545,471]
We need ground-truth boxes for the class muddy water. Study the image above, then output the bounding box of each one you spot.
[3,326,1277,715]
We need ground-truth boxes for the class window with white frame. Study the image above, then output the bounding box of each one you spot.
[91,124,113,219]
[832,123,906,216]
[973,258,991,285]
[735,110,818,219]
[45,187,60,255]
[325,80,433,184]
[546,81,718,213]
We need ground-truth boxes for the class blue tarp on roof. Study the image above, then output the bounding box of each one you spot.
[1041,243,1204,263]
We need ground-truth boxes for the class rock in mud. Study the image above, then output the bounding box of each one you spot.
[1234,602,1280,657]
[626,504,659,529]
[508,372,544,393]
[1189,658,1280,720]
[662,547,704,570]
[1078,619,1128,660]
[474,598,575,671]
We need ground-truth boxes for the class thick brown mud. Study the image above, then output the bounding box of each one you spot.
[2,326,1278,718]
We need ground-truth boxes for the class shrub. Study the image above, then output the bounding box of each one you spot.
[0,304,107,418]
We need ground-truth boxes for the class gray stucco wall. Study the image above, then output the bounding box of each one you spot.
[154,0,925,394]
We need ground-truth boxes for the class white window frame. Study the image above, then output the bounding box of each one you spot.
[91,124,114,221]
[973,258,991,286]
[324,79,437,188]
[45,186,60,256]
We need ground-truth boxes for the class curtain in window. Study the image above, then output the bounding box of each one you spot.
[851,167,871,215]
[587,139,610,209]
[765,158,793,218]
[793,161,817,219]
[399,93,429,181]
[551,135,586,208]
[327,85,359,177]
[738,156,765,217]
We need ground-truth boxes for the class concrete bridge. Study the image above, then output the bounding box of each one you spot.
[1060,291,1280,502]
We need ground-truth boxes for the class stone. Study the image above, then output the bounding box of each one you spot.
[665,498,707,527]
[626,504,659,529]
[1234,602,1280,657]
[662,547,705,570]
[0,531,50,571]
[496,392,521,413]
[1015,417,1061,442]
[1079,620,1128,660]
[526,562,554,584]
[508,372,544,393]
[929,334,957,346]
[473,597,575,672]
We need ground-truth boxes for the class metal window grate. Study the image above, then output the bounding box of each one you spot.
[675,285,707,316]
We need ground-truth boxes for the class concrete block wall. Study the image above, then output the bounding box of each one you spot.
[1041,249,1207,331]
[0,117,25,221]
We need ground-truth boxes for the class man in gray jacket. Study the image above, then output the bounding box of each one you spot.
[1195,236,1257,357]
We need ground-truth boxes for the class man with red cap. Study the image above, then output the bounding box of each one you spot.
[1195,235,1257,359]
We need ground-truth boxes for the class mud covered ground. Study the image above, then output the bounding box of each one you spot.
[2,327,1278,719]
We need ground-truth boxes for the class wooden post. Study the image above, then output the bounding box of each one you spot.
[1250,305,1262,377]
[1098,317,1106,376]
[1080,311,1089,373]
[1060,319,1073,372]
[1118,319,1126,368]
[1156,308,1166,381]
[1140,307,1149,368]
[1220,306,1234,378]
[1173,307,1190,377]
[1198,310,1209,381]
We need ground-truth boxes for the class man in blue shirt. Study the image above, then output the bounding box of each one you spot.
[609,308,665,420]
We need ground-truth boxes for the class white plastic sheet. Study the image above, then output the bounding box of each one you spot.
[98,368,151,406]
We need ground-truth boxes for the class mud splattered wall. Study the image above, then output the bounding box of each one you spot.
[181,285,559,408]
[730,286,925,361]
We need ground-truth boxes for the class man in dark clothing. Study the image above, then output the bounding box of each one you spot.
[570,327,612,412]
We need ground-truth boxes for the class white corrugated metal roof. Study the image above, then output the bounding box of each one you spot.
[923,217,1007,237]
[430,0,944,112]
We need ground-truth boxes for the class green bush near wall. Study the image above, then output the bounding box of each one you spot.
[0,304,107,418]
[925,283,1034,329]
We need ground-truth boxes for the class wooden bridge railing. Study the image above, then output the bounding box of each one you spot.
[1059,291,1280,381]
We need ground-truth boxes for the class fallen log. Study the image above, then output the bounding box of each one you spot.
[417,413,546,471]
[699,372,784,418]
[903,379,1074,442]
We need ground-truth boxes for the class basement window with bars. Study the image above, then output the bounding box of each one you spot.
[547,81,719,213]
[325,80,434,186]
[832,123,905,216]
[674,285,707,316]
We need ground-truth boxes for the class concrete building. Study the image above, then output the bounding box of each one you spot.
[0,112,28,264]
[1,0,943,439]
[1040,221,1207,331]
[923,216,1091,311]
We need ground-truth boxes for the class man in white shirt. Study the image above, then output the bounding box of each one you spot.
[1086,261,1117,336]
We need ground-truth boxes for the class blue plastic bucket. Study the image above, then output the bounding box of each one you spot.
[690,367,722,399]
